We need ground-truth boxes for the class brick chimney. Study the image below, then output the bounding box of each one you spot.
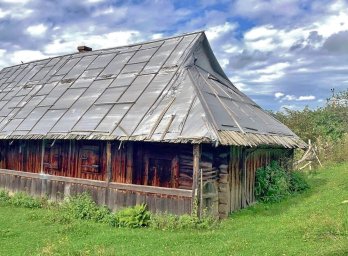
[77,45,92,53]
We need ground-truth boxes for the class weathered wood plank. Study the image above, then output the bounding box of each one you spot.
[192,144,200,213]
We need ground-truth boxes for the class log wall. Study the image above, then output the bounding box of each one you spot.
[0,140,194,188]
[0,139,194,215]
[217,147,293,218]
[0,168,192,214]
[0,139,293,218]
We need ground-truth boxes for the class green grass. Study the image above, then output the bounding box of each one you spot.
[0,163,347,255]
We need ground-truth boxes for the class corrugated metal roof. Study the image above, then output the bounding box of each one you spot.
[0,31,306,148]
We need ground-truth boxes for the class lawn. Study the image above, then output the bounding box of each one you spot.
[0,163,347,256]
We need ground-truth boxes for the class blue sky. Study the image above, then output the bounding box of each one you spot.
[0,0,347,111]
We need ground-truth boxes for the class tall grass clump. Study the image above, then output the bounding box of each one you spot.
[110,204,151,228]
[0,190,10,204]
[255,161,309,203]
[9,192,43,208]
[59,193,111,223]
[1,191,217,229]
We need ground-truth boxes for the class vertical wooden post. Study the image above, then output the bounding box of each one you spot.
[171,156,179,188]
[105,141,112,207]
[40,140,45,174]
[144,155,149,185]
[126,142,133,184]
[199,168,203,218]
[192,144,200,214]
[106,141,112,183]
[67,140,72,174]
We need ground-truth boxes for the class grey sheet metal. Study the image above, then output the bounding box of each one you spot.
[0,31,305,148]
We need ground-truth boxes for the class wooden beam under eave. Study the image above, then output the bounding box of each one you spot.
[192,144,200,214]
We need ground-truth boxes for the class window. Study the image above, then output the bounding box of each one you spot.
[43,142,62,172]
[80,145,100,174]
[148,158,172,187]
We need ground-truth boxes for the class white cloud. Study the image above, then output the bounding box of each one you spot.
[313,9,348,38]
[86,0,105,3]
[261,62,290,74]
[220,58,229,68]
[297,95,316,101]
[244,25,310,52]
[206,22,236,41]
[248,62,290,83]
[26,24,48,37]
[151,33,163,40]
[279,104,300,111]
[279,94,316,102]
[44,30,142,55]
[0,49,8,67]
[244,25,278,41]
[275,92,284,98]
[233,0,301,19]
[11,9,33,19]
[283,95,297,101]
[9,50,48,64]
[252,73,284,83]
[0,8,10,18]
[1,0,31,4]
[92,6,127,18]
[222,44,241,53]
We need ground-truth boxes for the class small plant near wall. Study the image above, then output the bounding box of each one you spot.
[0,190,217,230]
[255,161,309,203]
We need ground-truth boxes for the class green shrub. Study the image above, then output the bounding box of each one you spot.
[0,190,10,204]
[1,190,217,230]
[60,193,111,223]
[9,192,42,208]
[255,161,290,203]
[255,161,309,203]
[92,205,112,223]
[113,204,151,228]
[149,213,179,230]
[289,171,310,193]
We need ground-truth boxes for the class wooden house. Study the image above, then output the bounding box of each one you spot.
[0,32,306,218]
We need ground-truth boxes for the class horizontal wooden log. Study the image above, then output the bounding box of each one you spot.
[0,168,192,197]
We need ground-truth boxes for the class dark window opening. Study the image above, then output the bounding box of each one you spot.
[148,158,172,187]
[43,142,62,172]
[80,145,100,174]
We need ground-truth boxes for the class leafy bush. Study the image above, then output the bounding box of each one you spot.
[9,192,43,208]
[255,161,309,203]
[255,161,290,202]
[272,89,348,164]
[149,213,179,230]
[1,191,216,230]
[60,193,110,223]
[113,204,151,228]
[289,171,310,193]
[92,205,112,223]
[0,190,10,204]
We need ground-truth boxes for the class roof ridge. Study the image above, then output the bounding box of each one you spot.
[1,31,206,70]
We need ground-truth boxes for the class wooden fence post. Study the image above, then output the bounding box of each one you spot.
[192,144,200,214]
